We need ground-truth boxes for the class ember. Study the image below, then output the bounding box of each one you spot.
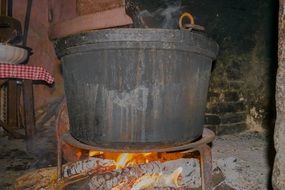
[84,151,193,189]
[15,95,218,189]
[88,151,185,169]
[15,152,203,190]
[66,150,197,189]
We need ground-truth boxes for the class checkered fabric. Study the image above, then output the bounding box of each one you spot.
[0,63,54,84]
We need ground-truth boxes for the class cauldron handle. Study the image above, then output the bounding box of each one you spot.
[179,12,195,30]
[179,12,205,32]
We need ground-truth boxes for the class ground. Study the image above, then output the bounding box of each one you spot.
[0,129,273,190]
[0,134,36,189]
[212,131,273,190]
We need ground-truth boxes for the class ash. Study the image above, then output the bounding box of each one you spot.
[0,128,271,189]
[212,131,272,190]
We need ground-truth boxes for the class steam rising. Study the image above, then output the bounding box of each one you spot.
[136,0,183,29]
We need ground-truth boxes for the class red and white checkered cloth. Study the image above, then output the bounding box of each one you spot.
[0,63,54,84]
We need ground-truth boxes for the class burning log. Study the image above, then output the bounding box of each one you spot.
[16,155,225,190]
[88,161,162,190]
[66,158,201,190]
[15,157,116,190]
[64,161,162,190]
[62,157,115,178]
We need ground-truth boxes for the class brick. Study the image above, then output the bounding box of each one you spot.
[207,91,220,99]
[209,81,228,90]
[207,92,221,104]
[206,101,246,114]
[228,81,243,90]
[226,70,241,80]
[216,122,247,135]
[226,60,243,80]
[224,91,240,102]
[220,112,246,124]
[205,114,221,125]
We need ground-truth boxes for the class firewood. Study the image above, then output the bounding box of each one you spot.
[62,157,115,178]
[87,161,162,190]
[150,187,190,190]
[15,157,115,190]
[16,157,224,190]
[75,159,201,190]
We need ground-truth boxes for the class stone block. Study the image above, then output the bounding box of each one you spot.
[207,92,221,104]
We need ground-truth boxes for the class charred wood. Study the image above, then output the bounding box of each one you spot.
[86,161,162,190]
[15,157,115,190]
[16,157,225,190]
[62,157,115,178]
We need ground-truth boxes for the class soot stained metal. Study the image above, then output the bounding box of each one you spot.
[55,28,218,150]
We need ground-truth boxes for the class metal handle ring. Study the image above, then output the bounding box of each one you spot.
[179,12,195,30]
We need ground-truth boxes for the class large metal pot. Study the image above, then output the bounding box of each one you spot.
[55,28,218,151]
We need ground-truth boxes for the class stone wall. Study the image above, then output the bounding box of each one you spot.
[138,0,277,134]
[182,0,277,134]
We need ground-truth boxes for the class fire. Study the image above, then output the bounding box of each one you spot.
[89,150,104,157]
[88,150,184,169]
[62,145,188,188]
[131,174,161,190]
[159,167,183,187]
[131,167,183,189]
[116,153,134,169]
[75,150,82,160]
[97,152,185,188]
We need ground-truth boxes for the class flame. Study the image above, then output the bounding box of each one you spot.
[116,153,134,169]
[89,150,104,157]
[88,151,184,169]
[60,145,188,189]
[159,167,183,187]
[131,167,183,189]
[131,174,161,190]
[75,151,82,160]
